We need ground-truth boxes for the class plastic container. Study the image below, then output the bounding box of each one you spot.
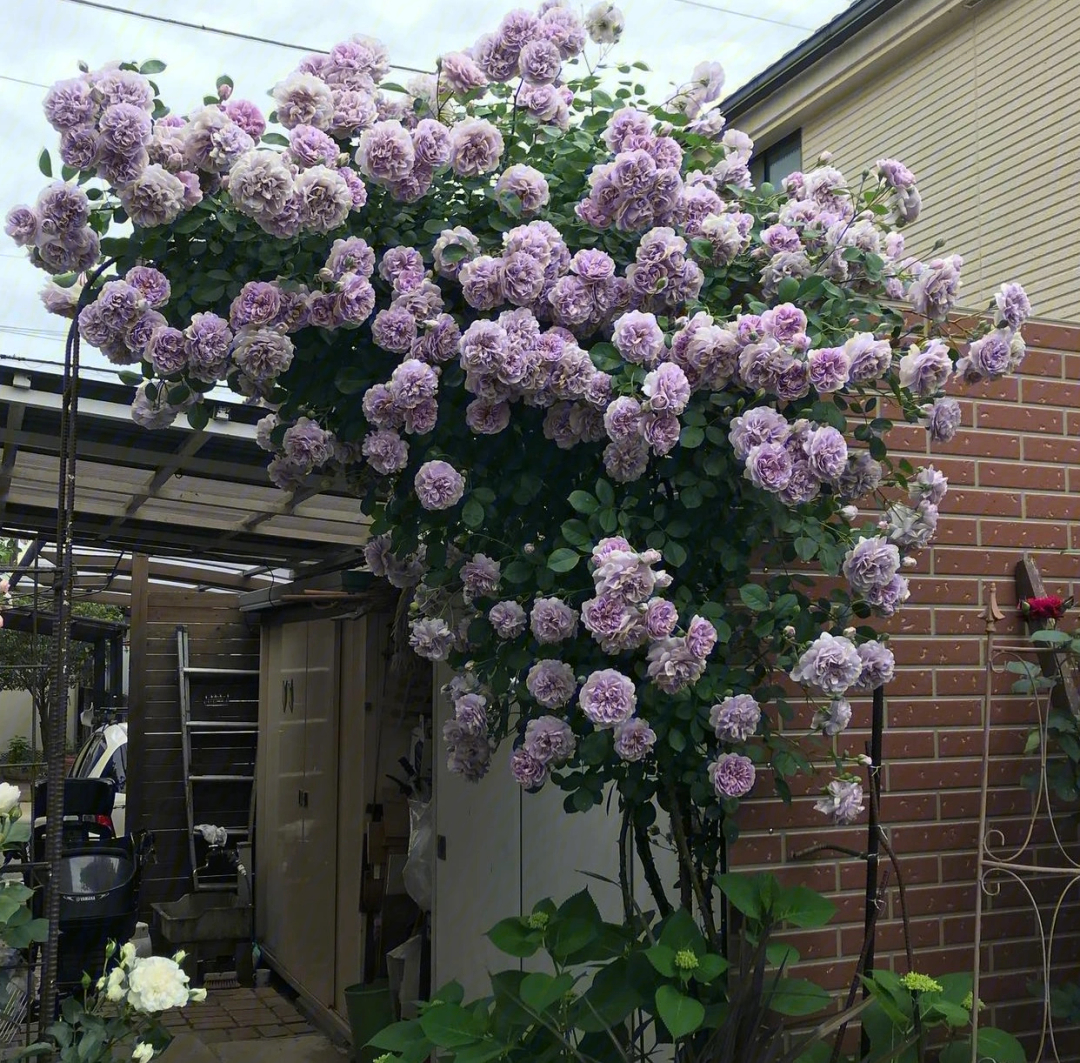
[344,981,393,1063]
[151,892,252,945]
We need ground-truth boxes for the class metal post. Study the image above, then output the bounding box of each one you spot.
[859,684,885,1057]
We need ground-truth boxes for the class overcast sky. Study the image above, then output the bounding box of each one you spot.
[0,0,851,372]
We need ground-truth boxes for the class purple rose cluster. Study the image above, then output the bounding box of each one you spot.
[728,406,849,506]
[790,632,894,696]
[442,678,494,782]
[5,180,99,277]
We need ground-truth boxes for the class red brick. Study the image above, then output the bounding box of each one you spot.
[890,694,980,725]
[886,758,982,791]
[1025,492,1080,520]
[891,636,981,666]
[883,668,934,697]
[934,607,995,635]
[1022,433,1080,464]
[948,374,1019,402]
[908,575,980,605]
[881,729,936,758]
[884,423,929,451]
[1022,377,1080,407]
[891,821,980,854]
[980,460,1064,490]
[976,402,1063,432]
[1024,321,1080,351]
[920,456,976,486]
[935,429,1021,460]
[934,547,1028,576]
[1013,348,1063,378]
[943,486,1022,516]
[935,516,978,544]
[980,518,1070,549]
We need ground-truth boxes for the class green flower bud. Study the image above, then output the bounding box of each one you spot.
[673,948,699,971]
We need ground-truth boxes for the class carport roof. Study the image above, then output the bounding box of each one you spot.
[0,356,369,571]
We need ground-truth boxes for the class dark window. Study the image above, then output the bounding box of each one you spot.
[101,747,127,792]
[71,735,107,779]
[752,130,803,189]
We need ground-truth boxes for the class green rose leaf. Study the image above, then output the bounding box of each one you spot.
[739,584,769,612]
[547,548,580,573]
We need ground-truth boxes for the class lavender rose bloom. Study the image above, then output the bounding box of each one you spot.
[803,426,848,482]
[744,442,793,493]
[461,554,500,601]
[613,718,656,762]
[808,346,850,393]
[813,697,852,737]
[899,339,952,398]
[117,165,186,228]
[729,407,790,460]
[146,326,187,376]
[645,598,678,639]
[125,266,170,308]
[709,753,755,799]
[449,118,505,177]
[409,617,455,661]
[362,429,409,474]
[790,632,863,695]
[357,121,415,182]
[923,398,962,443]
[815,779,865,824]
[845,333,892,383]
[994,282,1031,330]
[578,669,636,728]
[510,749,548,790]
[414,460,465,510]
[526,659,578,708]
[910,465,949,506]
[854,641,896,690]
[530,597,579,643]
[710,694,761,743]
[43,77,97,132]
[523,715,576,764]
[495,165,550,215]
[842,536,901,596]
[489,600,527,639]
[293,166,351,233]
[5,205,39,247]
[612,310,665,367]
[642,362,691,415]
[231,327,294,383]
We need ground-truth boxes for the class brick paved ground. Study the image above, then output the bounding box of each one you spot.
[159,984,322,1046]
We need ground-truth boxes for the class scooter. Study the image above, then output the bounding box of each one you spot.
[29,780,153,995]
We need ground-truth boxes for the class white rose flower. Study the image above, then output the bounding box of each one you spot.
[132,1042,155,1062]
[0,783,21,816]
[105,967,126,1003]
[125,956,191,1013]
[120,942,137,968]
[189,987,207,1002]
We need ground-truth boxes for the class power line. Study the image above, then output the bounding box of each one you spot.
[672,0,815,31]
[57,0,433,75]
[0,74,51,90]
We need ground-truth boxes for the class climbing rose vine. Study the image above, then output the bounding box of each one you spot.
[9,4,1029,877]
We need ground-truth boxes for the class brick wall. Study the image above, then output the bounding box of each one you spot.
[734,320,1080,1058]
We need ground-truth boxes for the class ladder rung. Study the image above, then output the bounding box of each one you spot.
[189,774,255,782]
[186,723,258,732]
[182,667,259,676]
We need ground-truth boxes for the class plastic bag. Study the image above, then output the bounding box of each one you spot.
[193,823,228,847]
[402,799,432,912]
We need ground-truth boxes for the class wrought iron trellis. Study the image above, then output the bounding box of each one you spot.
[973,583,1080,1062]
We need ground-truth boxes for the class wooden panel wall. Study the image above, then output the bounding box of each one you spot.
[127,585,259,914]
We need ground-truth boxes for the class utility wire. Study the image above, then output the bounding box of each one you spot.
[0,74,51,90]
[57,0,433,75]
[672,0,815,31]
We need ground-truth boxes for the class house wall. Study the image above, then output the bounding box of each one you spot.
[730,0,1080,321]
[733,319,1080,1057]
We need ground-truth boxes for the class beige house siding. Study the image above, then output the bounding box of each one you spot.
[732,0,1080,322]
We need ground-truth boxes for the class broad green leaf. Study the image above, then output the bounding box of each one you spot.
[595,477,615,506]
[568,490,597,514]
[486,918,540,958]
[767,978,831,1016]
[418,1003,487,1048]
[658,907,707,954]
[1031,627,1071,645]
[519,971,573,1014]
[716,872,764,921]
[140,59,167,74]
[38,148,52,177]
[739,584,769,612]
[547,548,580,572]
[654,985,704,1039]
[645,944,676,977]
[462,499,485,529]
[775,885,836,928]
[368,1020,428,1052]
[451,1042,506,1063]
[680,425,704,449]
[692,953,728,982]
[1023,729,1041,755]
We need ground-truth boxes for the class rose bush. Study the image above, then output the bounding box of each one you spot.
[8,4,1030,1040]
